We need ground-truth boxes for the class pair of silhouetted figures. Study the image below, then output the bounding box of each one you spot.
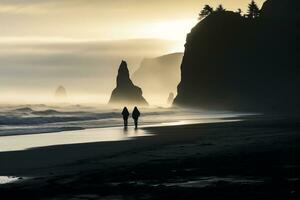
[122,106,140,129]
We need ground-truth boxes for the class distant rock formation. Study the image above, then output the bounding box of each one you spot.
[167,92,175,105]
[132,53,183,103]
[109,61,148,106]
[55,86,67,99]
[174,0,300,113]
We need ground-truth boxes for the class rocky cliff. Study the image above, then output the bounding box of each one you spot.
[174,0,300,112]
[132,53,183,103]
[109,61,148,106]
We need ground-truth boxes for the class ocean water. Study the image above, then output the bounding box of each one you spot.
[0,104,246,152]
[0,104,244,136]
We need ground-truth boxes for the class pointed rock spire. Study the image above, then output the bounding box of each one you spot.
[109,61,148,106]
[117,60,130,86]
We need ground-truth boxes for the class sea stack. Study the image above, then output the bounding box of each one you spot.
[109,61,148,106]
[55,86,67,99]
[167,92,174,105]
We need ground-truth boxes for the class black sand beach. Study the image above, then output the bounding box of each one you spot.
[0,115,300,199]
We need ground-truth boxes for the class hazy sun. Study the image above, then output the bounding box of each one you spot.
[138,18,198,52]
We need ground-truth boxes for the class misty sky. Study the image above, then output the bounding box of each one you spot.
[0,0,264,40]
[0,0,265,103]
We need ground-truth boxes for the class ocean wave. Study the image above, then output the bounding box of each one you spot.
[0,104,238,136]
[0,106,123,125]
[13,107,34,113]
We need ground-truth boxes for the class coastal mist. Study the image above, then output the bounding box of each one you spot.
[1,1,300,199]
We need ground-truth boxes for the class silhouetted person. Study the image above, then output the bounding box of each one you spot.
[122,107,129,127]
[132,107,140,129]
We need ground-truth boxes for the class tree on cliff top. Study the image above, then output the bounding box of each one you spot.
[237,8,242,15]
[247,0,260,19]
[199,5,214,20]
[216,4,226,12]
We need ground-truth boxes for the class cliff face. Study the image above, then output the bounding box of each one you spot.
[174,0,300,112]
[109,61,148,106]
[132,53,183,103]
[261,0,300,21]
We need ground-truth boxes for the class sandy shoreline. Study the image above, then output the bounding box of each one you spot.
[0,118,241,177]
[0,115,300,199]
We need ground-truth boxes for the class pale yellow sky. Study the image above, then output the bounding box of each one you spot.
[0,0,266,103]
[0,0,265,42]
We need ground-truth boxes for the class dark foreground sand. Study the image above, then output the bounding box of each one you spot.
[0,115,300,199]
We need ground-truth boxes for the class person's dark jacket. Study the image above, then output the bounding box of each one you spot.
[122,107,130,119]
[132,107,140,120]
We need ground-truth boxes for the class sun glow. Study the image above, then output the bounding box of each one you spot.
[141,19,197,40]
[138,18,198,51]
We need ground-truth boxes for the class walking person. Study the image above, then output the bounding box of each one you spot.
[132,106,140,129]
[122,107,129,128]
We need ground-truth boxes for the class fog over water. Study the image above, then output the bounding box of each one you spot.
[0,39,181,104]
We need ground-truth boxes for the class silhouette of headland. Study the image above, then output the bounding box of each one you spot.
[109,61,148,106]
[174,0,300,113]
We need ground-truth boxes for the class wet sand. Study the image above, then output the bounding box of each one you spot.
[0,127,151,152]
[0,115,300,199]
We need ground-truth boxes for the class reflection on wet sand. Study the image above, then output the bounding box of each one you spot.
[0,127,150,152]
[0,176,20,185]
[0,117,241,153]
